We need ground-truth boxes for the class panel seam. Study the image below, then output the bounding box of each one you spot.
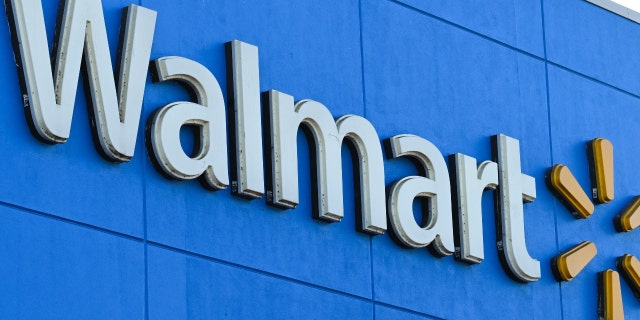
[539,0,565,318]
[385,0,640,102]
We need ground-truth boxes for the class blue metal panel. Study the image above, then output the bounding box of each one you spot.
[548,65,640,319]
[390,0,545,56]
[544,0,640,96]
[147,245,374,320]
[0,206,144,319]
[375,305,440,320]
[141,0,365,113]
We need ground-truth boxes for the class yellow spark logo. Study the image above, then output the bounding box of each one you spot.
[547,138,640,320]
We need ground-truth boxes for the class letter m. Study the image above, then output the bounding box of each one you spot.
[5,0,156,161]
[265,90,387,235]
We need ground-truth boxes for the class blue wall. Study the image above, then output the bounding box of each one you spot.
[1,0,639,319]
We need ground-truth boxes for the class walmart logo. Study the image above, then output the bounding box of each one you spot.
[547,138,640,319]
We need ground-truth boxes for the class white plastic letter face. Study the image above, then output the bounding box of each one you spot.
[149,57,229,190]
[226,40,264,199]
[265,90,387,234]
[493,134,540,282]
[387,135,454,256]
[6,0,157,161]
[451,154,498,264]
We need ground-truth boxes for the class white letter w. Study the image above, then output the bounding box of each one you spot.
[6,0,157,161]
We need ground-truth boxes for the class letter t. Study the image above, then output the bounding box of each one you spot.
[493,134,541,282]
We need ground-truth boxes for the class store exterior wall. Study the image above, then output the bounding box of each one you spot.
[0,0,639,319]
